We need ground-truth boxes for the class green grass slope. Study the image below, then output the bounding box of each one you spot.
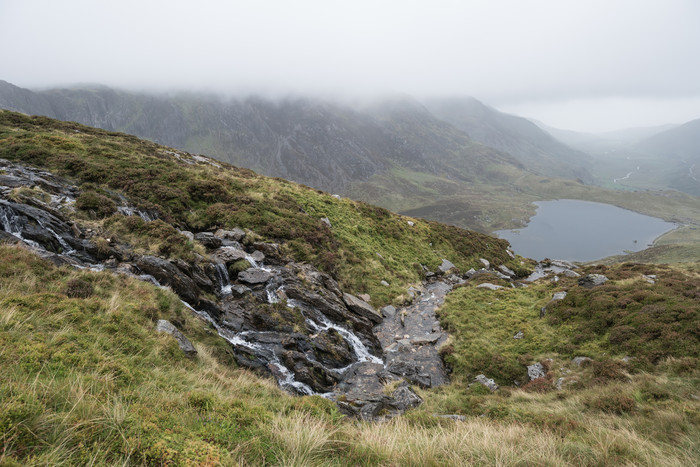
[0,110,523,306]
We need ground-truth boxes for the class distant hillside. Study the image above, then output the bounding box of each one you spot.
[424,97,594,182]
[0,81,522,193]
[636,118,700,161]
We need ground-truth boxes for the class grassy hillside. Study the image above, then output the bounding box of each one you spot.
[0,110,523,306]
[3,247,700,465]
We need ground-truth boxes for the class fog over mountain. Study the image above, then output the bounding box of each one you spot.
[1,0,699,132]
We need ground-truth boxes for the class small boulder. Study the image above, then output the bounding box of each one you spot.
[513,331,524,339]
[193,232,222,249]
[552,291,567,301]
[407,221,415,227]
[238,268,272,285]
[572,356,592,366]
[562,269,581,278]
[343,293,382,324]
[390,382,423,411]
[464,268,477,278]
[438,259,456,274]
[380,280,390,287]
[214,227,245,242]
[498,265,516,277]
[578,274,608,289]
[381,305,397,318]
[479,258,490,269]
[474,374,499,392]
[476,283,503,290]
[156,320,197,357]
[321,217,332,228]
[527,362,546,381]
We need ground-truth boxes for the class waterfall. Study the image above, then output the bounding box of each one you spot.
[214,263,232,295]
[182,300,314,395]
[288,299,383,366]
[0,204,24,237]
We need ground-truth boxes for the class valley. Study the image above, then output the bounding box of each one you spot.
[1,111,699,465]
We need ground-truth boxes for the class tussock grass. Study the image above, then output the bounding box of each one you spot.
[1,244,699,464]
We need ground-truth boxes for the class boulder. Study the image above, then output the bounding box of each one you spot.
[212,246,248,264]
[513,331,524,339]
[527,362,546,381]
[552,291,567,301]
[474,374,499,392]
[321,217,332,228]
[238,267,272,285]
[437,259,456,274]
[214,227,245,242]
[381,305,397,318]
[562,269,580,278]
[343,293,382,324]
[193,232,222,249]
[476,283,503,290]
[390,382,423,411]
[578,274,608,289]
[498,265,516,277]
[572,356,592,366]
[156,320,197,357]
[479,258,490,269]
[135,255,199,304]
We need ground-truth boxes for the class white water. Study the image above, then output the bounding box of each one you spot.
[214,263,232,295]
[181,299,315,395]
[290,299,383,366]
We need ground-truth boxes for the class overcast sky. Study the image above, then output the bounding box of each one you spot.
[1,0,699,132]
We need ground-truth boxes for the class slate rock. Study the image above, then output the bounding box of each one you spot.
[498,265,516,277]
[156,320,197,357]
[578,274,608,288]
[238,267,272,285]
[193,232,222,249]
[527,362,546,381]
[572,356,592,366]
[390,382,423,411]
[474,374,499,392]
[343,293,382,324]
[476,283,503,290]
[438,259,456,274]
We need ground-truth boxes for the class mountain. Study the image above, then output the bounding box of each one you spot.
[0,81,522,192]
[534,120,678,153]
[636,118,700,161]
[1,81,606,232]
[423,97,594,182]
[2,111,700,465]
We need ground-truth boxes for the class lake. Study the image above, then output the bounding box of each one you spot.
[495,199,676,262]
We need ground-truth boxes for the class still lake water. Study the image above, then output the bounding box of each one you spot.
[495,199,676,262]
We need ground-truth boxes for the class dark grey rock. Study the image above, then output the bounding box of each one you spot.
[498,265,516,277]
[381,305,397,318]
[238,267,272,285]
[156,319,197,357]
[579,274,608,288]
[193,232,222,249]
[135,255,199,304]
[390,382,423,411]
[343,293,382,324]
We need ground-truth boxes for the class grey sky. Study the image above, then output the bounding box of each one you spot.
[1,0,699,132]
